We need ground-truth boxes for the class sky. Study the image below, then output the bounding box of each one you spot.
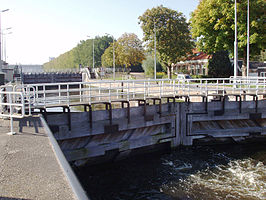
[1,0,199,65]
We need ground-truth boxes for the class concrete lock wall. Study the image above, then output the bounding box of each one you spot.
[46,100,266,166]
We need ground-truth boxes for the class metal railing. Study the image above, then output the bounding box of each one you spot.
[0,77,265,134]
[0,85,34,134]
[19,77,266,108]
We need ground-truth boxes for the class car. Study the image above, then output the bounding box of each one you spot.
[176,74,192,81]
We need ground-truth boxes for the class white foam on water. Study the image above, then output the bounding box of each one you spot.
[161,158,266,200]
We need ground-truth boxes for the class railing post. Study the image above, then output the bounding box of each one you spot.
[133,81,135,99]
[159,81,162,98]
[59,85,61,104]
[144,81,146,100]
[89,84,91,104]
[79,83,82,103]
[67,84,70,106]
[109,82,111,102]
[127,81,129,101]
[7,93,15,135]
[43,85,46,106]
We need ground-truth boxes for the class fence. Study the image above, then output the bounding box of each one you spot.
[22,77,266,108]
[0,85,34,134]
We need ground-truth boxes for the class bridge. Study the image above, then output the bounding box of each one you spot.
[0,77,266,166]
[0,77,265,132]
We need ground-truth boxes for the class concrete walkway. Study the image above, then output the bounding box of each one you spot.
[0,116,76,200]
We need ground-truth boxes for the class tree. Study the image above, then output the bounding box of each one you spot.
[142,53,163,76]
[101,33,145,70]
[190,0,266,76]
[139,5,194,79]
[208,51,233,78]
[44,35,113,70]
[73,35,113,68]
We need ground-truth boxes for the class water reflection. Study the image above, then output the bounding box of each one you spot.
[75,143,266,200]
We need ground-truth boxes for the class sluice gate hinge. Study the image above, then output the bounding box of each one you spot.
[85,100,130,130]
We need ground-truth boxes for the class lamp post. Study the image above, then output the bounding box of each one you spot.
[0,9,9,72]
[3,31,12,62]
[234,0,238,79]
[1,27,12,62]
[154,20,157,80]
[247,0,250,77]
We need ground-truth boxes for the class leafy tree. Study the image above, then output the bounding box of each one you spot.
[44,50,76,70]
[142,54,163,76]
[190,0,266,76]
[208,51,233,78]
[73,35,113,68]
[139,5,194,79]
[44,35,113,70]
[101,33,145,70]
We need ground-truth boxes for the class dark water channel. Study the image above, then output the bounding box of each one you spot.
[74,143,266,200]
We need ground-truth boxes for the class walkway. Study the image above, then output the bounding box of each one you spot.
[0,116,76,200]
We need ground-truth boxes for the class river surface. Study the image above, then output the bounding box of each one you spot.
[75,143,266,200]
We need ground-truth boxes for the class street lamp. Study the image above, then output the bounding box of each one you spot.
[234,0,238,79]
[105,33,116,80]
[87,35,95,69]
[0,9,9,71]
[154,20,157,80]
[3,31,12,62]
[1,27,11,61]
[247,0,250,77]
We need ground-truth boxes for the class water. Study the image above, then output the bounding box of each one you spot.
[75,143,266,200]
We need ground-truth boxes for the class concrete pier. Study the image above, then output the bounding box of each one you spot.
[0,116,87,200]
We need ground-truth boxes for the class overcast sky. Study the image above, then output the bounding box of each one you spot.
[1,0,199,64]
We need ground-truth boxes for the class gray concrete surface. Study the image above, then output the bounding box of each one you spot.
[0,116,76,200]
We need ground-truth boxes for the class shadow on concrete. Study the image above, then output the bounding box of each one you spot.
[14,116,43,134]
[0,197,31,200]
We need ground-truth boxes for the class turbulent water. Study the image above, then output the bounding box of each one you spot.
[75,143,266,200]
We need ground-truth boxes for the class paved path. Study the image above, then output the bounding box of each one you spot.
[0,116,76,200]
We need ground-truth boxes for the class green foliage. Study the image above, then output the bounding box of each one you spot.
[208,51,233,78]
[44,35,113,70]
[101,33,145,69]
[190,0,266,70]
[139,5,194,78]
[43,50,76,70]
[142,54,163,76]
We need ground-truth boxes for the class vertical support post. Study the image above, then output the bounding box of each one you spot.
[154,20,156,80]
[236,95,242,113]
[234,0,238,78]
[253,95,258,113]
[67,107,71,131]
[247,0,250,77]
[126,101,130,124]
[7,92,16,135]
[88,104,92,129]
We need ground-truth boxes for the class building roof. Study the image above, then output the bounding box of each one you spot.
[187,50,211,61]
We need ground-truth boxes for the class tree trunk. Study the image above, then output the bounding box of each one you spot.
[242,48,247,77]
[167,66,172,79]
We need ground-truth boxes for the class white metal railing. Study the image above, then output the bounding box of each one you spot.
[0,85,34,135]
[18,77,266,108]
[1,77,264,134]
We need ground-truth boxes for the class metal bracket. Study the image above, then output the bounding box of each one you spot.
[253,95,258,113]
[202,96,208,112]
[235,95,242,113]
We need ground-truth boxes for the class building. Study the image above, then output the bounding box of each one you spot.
[174,50,211,76]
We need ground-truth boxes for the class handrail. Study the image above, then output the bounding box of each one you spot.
[0,85,33,135]
[18,77,265,108]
